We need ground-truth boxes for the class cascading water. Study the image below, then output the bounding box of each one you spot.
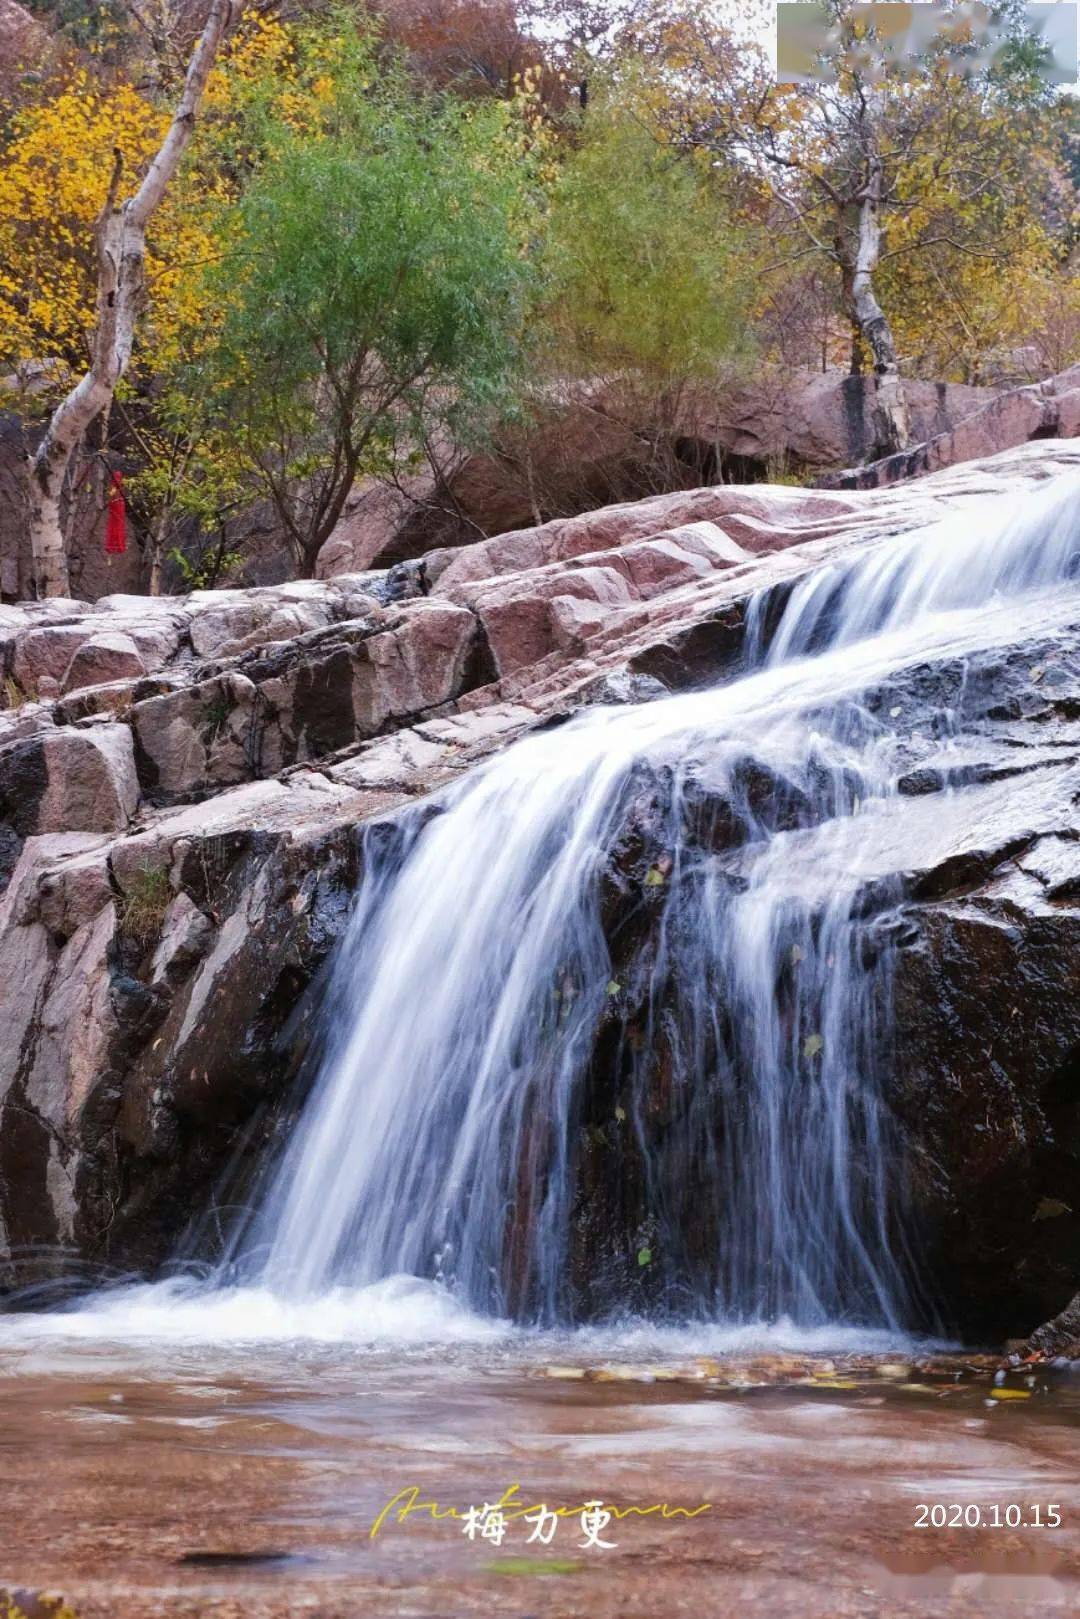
[236,472,1080,1331]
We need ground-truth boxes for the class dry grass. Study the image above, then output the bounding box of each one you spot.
[117,864,172,945]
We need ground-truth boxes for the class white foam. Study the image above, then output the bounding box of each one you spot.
[0,1274,512,1349]
[0,1279,947,1366]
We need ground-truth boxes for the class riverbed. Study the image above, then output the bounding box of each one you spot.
[0,1285,1076,1618]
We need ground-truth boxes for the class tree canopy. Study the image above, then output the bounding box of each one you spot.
[2,0,1080,593]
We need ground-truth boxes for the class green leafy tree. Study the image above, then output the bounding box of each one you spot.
[202,79,536,577]
[544,93,755,384]
[501,86,756,511]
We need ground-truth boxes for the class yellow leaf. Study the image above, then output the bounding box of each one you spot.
[1033,1197,1071,1221]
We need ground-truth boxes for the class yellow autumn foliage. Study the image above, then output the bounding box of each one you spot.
[0,70,173,371]
[0,10,357,395]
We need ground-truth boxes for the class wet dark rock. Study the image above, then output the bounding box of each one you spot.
[897,766,945,796]
[626,604,748,691]
[891,901,1080,1340]
[1014,1289,1080,1361]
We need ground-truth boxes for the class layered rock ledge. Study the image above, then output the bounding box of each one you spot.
[1,438,1078,1343]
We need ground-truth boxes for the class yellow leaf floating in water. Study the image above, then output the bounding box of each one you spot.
[989,1387,1032,1400]
[1033,1197,1072,1221]
[644,867,666,888]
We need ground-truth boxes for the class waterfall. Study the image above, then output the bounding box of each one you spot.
[247,474,1080,1328]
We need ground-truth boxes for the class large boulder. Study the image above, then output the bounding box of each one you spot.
[0,438,1078,1348]
[828,362,1080,491]
[315,370,996,578]
[0,722,138,840]
[61,631,146,692]
[683,368,992,469]
[1014,1291,1080,1362]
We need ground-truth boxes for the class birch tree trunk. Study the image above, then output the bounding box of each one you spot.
[148,505,171,597]
[848,167,911,458]
[26,0,232,598]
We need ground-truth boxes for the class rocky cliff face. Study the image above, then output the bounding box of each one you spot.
[828,363,1080,493]
[0,439,1078,1342]
[317,369,996,577]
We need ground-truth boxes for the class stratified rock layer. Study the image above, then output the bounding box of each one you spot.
[0,439,1078,1342]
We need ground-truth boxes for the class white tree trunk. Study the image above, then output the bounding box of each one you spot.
[148,505,170,597]
[850,175,911,458]
[26,0,233,598]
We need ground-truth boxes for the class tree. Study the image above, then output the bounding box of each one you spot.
[381,0,549,101]
[520,0,667,110]
[539,83,756,480]
[650,1,1070,457]
[545,93,754,384]
[480,83,757,519]
[201,82,534,577]
[0,70,191,386]
[24,0,233,597]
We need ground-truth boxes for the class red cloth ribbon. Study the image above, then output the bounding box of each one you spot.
[105,468,127,555]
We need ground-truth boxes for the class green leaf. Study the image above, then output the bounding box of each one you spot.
[644,867,666,888]
[606,980,621,996]
[637,1246,652,1267]
[614,1105,626,1122]
[487,1559,583,1576]
[803,1032,824,1060]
